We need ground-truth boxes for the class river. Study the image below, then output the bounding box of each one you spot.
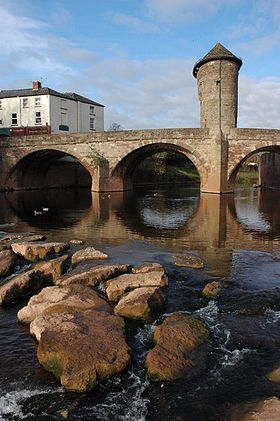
[1,186,280,420]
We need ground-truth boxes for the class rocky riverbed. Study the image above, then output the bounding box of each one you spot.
[0,233,210,394]
[1,228,280,420]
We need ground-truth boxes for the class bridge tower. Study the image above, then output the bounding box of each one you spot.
[193,42,242,133]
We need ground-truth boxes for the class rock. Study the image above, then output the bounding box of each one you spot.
[71,247,108,267]
[114,287,166,322]
[202,281,222,299]
[267,367,280,383]
[0,233,27,242]
[0,269,44,305]
[11,242,69,262]
[0,250,16,277]
[106,270,168,302]
[37,309,131,392]
[231,397,280,421]
[12,234,47,243]
[146,313,210,381]
[70,239,85,245]
[57,263,131,287]
[0,233,46,251]
[33,255,69,285]
[132,263,164,274]
[18,284,110,323]
[175,253,204,269]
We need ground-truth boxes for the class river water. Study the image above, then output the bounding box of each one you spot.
[1,186,280,420]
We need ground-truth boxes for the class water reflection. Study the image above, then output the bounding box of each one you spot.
[235,189,271,233]
[1,187,280,277]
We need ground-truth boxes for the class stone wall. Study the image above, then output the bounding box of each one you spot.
[1,126,280,193]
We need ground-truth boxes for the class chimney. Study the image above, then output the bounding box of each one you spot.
[32,81,41,90]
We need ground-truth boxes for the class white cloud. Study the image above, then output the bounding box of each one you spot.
[113,13,159,32]
[84,57,200,130]
[51,3,72,25]
[145,0,222,23]
[239,75,280,128]
[0,5,94,87]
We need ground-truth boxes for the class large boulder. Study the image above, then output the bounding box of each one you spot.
[0,269,44,305]
[11,242,69,262]
[175,253,204,269]
[57,263,131,287]
[33,255,68,285]
[146,313,210,381]
[71,247,108,267]
[17,284,110,323]
[231,397,280,421]
[37,309,131,392]
[0,250,16,277]
[114,287,166,322]
[106,270,168,302]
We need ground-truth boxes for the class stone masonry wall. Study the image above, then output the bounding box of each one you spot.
[197,60,239,132]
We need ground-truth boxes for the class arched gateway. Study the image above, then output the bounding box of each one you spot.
[0,43,279,193]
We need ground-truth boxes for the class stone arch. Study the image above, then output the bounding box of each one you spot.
[110,143,203,190]
[228,145,280,187]
[5,148,93,190]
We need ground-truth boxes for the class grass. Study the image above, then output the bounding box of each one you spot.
[235,170,259,186]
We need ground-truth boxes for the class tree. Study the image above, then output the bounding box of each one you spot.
[107,123,124,131]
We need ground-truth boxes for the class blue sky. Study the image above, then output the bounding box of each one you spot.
[1,0,280,129]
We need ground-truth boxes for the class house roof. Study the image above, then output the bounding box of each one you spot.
[193,42,242,78]
[0,87,104,107]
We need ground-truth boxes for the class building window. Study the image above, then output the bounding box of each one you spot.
[23,98,28,108]
[90,117,95,130]
[34,97,41,107]
[35,111,41,124]
[61,99,67,109]
[61,112,67,125]
[11,113,17,125]
[0,120,2,125]
[0,100,2,109]
[89,105,95,114]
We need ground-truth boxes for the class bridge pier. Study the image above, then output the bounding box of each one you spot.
[259,152,280,189]
[199,130,234,195]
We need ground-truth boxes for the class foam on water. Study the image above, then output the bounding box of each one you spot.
[195,300,219,322]
[135,324,156,347]
[76,372,149,421]
[265,308,280,323]
[221,348,253,367]
[0,386,63,420]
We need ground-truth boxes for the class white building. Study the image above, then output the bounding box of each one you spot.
[0,81,104,136]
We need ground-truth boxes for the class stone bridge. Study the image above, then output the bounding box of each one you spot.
[1,43,280,194]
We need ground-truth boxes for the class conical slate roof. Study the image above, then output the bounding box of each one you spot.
[193,42,242,78]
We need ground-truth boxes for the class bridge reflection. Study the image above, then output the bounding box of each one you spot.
[2,188,280,278]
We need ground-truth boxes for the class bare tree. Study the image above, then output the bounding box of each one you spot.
[107,123,124,131]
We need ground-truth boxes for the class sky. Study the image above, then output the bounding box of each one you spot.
[1,0,280,130]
